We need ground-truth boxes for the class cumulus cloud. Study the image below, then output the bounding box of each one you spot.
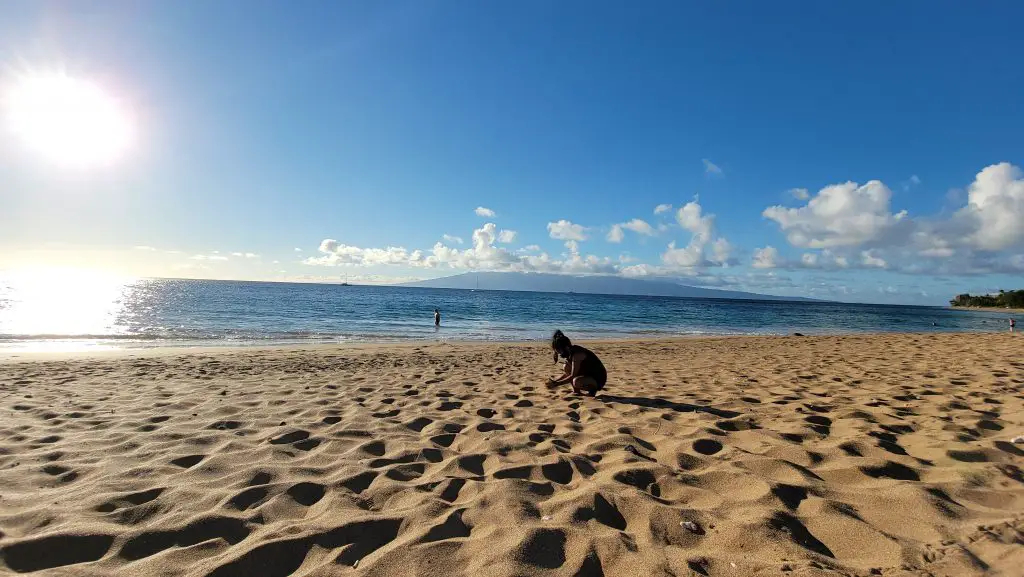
[231,252,259,258]
[622,219,655,236]
[442,234,464,245]
[658,200,732,270]
[753,247,856,271]
[662,240,705,268]
[547,220,587,241]
[676,201,714,237]
[702,158,722,175]
[654,203,673,215]
[710,238,732,265]
[788,188,810,200]
[763,180,908,249]
[762,162,1024,275]
[497,230,517,243]
[294,248,303,252]
[861,250,887,268]
[751,246,779,269]
[954,162,1024,251]
[308,223,617,275]
[475,206,496,218]
[607,219,656,243]
[606,224,624,243]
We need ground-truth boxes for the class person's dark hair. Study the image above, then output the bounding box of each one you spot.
[551,329,572,363]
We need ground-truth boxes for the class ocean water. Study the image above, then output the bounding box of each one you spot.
[0,277,1011,351]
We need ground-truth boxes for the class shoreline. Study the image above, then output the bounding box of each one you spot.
[950,305,1024,314]
[0,330,1014,363]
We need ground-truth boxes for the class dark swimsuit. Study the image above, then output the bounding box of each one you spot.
[571,345,607,389]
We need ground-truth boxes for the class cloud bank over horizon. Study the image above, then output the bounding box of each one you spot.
[294,161,1024,302]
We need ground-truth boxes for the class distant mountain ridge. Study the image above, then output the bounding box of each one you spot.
[400,272,819,302]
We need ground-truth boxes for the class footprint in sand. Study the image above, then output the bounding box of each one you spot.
[692,439,723,455]
[170,454,205,468]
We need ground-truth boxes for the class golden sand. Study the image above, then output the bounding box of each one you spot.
[0,333,1021,576]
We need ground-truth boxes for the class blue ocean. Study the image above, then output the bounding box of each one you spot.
[0,277,1011,350]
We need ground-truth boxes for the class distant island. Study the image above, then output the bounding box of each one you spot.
[950,289,1023,309]
[400,272,820,302]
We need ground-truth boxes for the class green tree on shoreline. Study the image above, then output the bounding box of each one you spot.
[950,289,1024,308]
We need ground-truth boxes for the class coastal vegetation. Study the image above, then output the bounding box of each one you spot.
[950,289,1024,309]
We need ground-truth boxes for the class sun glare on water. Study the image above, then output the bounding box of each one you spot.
[0,269,134,342]
[2,72,134,168]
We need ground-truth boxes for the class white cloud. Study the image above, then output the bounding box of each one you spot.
[442,234,464,245]
[662,240,704,268]
[497,229,517,243]
[752,247,855,271]
[654,203,673,215]
[620,264,653,277]
[622,219,655,236]
[710,238,732,265]
[190,254,229,261]
[308,223,616,275]
[231,252,259,258]
[702,158,722,175]
[607,218,655,243]
[134,245,157,251]
[763,162,1024,275]
[547,220,587,241]
[520,245,541,253]
[607,224,624,243]
[953,162,1024,251]
[861,250,887,268]
[763,180,908,248]
[659,200,732,270]
[676,201,714,238]
[752,246,779,269]
[788,188,810,200]
[294,248,303,252]
[475,206,496,218]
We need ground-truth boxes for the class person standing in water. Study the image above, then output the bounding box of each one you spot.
[1011,318,1016,333]
[546,330,607,396]
[434,309,441,327]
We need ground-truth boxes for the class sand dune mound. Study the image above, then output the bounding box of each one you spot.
[1,333,1022,576]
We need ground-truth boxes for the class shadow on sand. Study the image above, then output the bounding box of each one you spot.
[595,394,742,419]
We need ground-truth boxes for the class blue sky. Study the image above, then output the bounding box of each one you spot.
[1,1,1023,304]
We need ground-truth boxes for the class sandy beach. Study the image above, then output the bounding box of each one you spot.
[0,333,1021,577]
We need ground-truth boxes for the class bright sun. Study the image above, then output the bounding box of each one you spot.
[3,72,134,167]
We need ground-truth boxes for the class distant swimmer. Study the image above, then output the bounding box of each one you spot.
[1011,318,1016,333]
[546,330,607,396]
[434,309,441,327]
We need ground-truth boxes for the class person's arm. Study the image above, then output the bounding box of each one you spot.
[551,352,583,384]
